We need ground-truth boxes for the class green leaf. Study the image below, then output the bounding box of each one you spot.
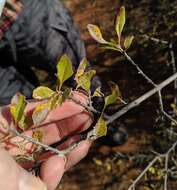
[87,24,108,44]
[75,58,88,81]
[101,44,123,53]
[32,103,49,126]
[32,86,55,100]
[95,117,107,137]
[124,35,134,50]
[56,94,64,106]
[52,88,72,107]
[148,167,156,174]
[104,82,121,109]
[18,115,31,131]
[110,38,118,44]
[77,70,96,92]
[49,88,72,109]
[48,94,60,110]
[10,93,26,124]
[93,87,104,97]
[57,55,74,89]
[116,6,126,43]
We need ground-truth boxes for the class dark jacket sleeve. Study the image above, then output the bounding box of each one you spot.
[0,0,86,104]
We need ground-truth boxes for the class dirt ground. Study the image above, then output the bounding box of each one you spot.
[56,0,177,189]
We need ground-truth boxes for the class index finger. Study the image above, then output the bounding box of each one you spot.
[0,91,93,156]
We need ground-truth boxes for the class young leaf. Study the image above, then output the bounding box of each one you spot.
[32,86,55,100]
[101,44,123,53]
[32,103,49,126]
[110,38,118,44]
[104,82,121,109]
[32,130,43,142]
[57,55,74,89]
[115,6,126,43]
[87,24,108,44]
[56,94,64,106]
[124,35,134,50]
[48,94,60,110]
[10,93,26,124]
[50,88,72,108]
[18,115,31,131]
[93,87,104,97]
[95,117,107,137]
[77,70,96,92]
[75,58,89,81]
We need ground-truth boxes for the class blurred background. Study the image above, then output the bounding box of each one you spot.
[54,0,177,189]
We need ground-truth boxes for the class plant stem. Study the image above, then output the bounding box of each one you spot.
[128,156,159,190]
[122,51,177,125]
[169,43,177,105]
[106,72,177,125]
[164,154,169,190]
[9,127,80,157]
[128,139,177,190]
[69,93,100,115]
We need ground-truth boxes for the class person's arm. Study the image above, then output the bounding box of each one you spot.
[0,91,93,190]
[0,0,6,17]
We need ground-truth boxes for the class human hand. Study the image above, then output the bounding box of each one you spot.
[0,91,93,190]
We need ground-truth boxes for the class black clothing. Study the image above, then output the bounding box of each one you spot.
[0,0,85,105]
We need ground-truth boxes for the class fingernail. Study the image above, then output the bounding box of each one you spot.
[40,155,66,190]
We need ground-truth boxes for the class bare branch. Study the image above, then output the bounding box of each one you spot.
[9,127,81,157]
[122,51,177,125]
[164,154,169,190]
[107,72,177,125]
[69,93,100,115]
[169,43,177,105]
[128,156,160,190]
[141,34,168,45]
[128,139,177,190]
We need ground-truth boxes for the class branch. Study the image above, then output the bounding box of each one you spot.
[123,51,156,86]
[169,43,177,105]
[69,93,100,115]
[121,51,177,125]
[107,72,177,125]
[164,154,169,190]
[128,156,159,190]
[128,139,177,190]
[9,127,81,157]
[141,34,168,45]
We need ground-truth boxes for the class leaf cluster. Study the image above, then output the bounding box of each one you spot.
[87,6,134,53]
[9,7,131,158]
[10,53,122,142]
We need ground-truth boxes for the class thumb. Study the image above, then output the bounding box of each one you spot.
[0,148,47,190]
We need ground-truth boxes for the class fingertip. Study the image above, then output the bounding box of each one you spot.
[18,170,47,190]
[0,148,47,190]
[65,140,91,170]
[40,155,66,190]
